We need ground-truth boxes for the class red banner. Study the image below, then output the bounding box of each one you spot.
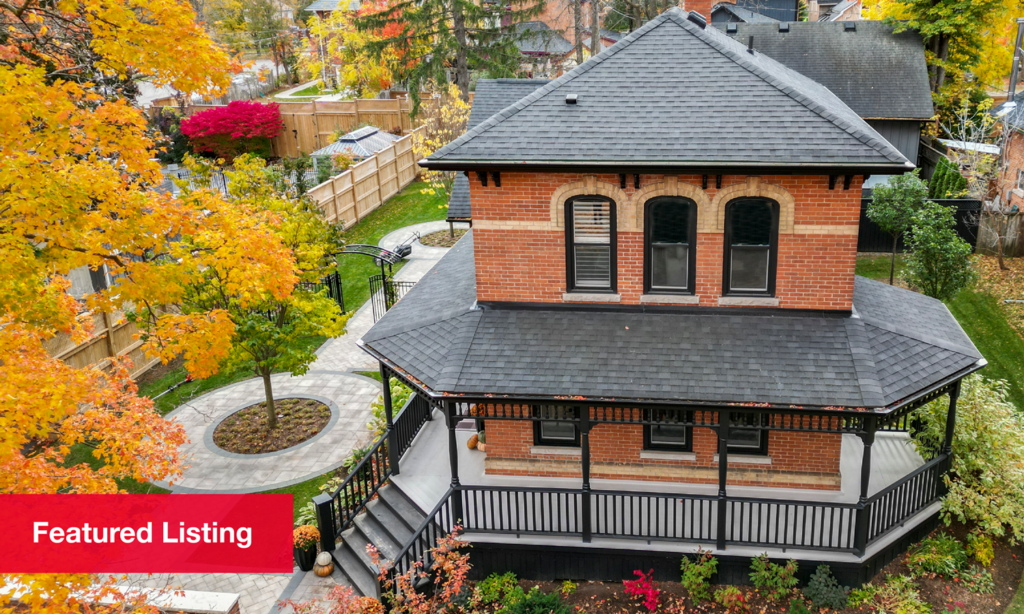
[0,495,294,573]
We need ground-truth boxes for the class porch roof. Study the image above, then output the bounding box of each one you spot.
[360,233,982,410]
[423,8,911,173]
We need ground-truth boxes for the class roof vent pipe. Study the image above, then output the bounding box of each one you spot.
[747,35,755,54]
[726,23,738,33]
[687,11,707,28]
[565,93,578,105]
[844,22,856,31]
[779,22,789,32]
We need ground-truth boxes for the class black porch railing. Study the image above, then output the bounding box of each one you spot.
[865,453,949,543]
[314,392,433,549]
[369,274,416,322]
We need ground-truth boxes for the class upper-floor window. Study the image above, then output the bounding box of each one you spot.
[534,405,580,447]
[566,197,616,292]
[724,198,778,296]
[645,197,697,294]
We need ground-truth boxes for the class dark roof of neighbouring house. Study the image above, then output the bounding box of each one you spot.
[304,0,359,11]
[310,126,401,158]
[819,0,858,20]
[994,91,1024,132]
[716,21,933,120]
[447,79,549,221]
[711,3,780,23]
[425,8,910,173]
[360,233,983,409]
[514,21,576,55]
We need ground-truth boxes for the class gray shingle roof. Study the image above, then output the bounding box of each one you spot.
[716,21,933,120]
[515,21,575,55]
[361,233,982,409]
[711,3,780,23]
[995,91,1024,132]
[447,79,549,221]
[310,126,400,158]
[425,8,910,172]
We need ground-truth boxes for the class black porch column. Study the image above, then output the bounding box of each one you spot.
[943,382,961,455]
[446,401,465,523]
[853,415,877,555]
[716,410,730,550]
[580,406,592,543]
[380,362,400,476]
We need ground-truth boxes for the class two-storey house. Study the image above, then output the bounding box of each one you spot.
[313,8,985,594]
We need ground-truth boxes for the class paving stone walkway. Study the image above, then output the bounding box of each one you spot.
[130,572,295,614]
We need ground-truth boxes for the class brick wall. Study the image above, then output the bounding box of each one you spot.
[470,172,863,310]
[1003,130,1024,210]
[482,419,843,490]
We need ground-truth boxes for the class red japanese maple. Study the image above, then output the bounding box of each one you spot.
[180,100,284,161]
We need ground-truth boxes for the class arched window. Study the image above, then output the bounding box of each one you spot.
[645,197,697,294]
[565,196,616,292]
[724,198,778,296]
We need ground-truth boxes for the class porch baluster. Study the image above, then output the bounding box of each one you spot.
[581,405,592,543]
[380,363,400,476]
[446,401,465,524]
[853,415,877,555]
[716,410,730,550]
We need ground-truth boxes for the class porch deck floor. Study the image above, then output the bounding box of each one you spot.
[391,411,935,562]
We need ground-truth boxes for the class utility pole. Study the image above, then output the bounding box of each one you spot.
[589,0,600,57]
[1008,18,1024,101]
[574,0,584,65]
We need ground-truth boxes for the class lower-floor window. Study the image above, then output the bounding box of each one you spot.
[534,405,580,446]
[644,408,693,451]
[727,412,769,455]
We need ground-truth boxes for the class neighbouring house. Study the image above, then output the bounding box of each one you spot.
[310,125,401,160]
[315,8,983,593]
[304,0,359,19]
[447,79,550,223]
[995,93,1024,211]
[687,0,800,22]
[710,2,780,23]
[514,21,576,78]
[813,0,861,21]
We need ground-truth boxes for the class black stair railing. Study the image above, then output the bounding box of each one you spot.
[369,274,416,322]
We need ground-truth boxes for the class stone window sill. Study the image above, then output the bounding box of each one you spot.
[713,454,773,466]
[718,296,780,307]
[530,446,582,457]
[640,450,697,461]
[640,294,699,305]
[562,293,621,303]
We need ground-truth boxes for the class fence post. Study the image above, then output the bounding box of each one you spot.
[716,410,730,550]
[313,493,337,552]
[381,363,400,476]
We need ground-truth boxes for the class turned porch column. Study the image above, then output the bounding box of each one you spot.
[716,410,730,550]
[943,382,961,455]
[380,362,400,476]
[445,401,465,523]
[580,406,592,543]
[853,415,877,555]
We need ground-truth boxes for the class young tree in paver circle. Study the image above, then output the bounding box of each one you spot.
[904,199,976,301]
[867,170,929,285]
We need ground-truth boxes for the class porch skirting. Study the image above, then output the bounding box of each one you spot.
[484,456,842,490]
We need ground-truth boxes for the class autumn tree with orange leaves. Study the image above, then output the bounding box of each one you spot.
[0,0,312,609]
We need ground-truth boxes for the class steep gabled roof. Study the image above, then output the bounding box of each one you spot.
[711,3,780,23]
[448,79,549,221]
[514,21,575,55]
[424,8,910,172]
[361,233,983,409]
[717,21,933,120]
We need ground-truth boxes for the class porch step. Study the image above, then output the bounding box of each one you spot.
[331,483,430,598]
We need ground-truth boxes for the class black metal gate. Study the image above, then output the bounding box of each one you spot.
[369,274,416,321]
[299,271,345,313]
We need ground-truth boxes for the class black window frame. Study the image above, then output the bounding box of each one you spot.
[533,405,581,447]
[727,412,770,456]
[722,197,780,297]
[643,408,694,452]
[644,196,698,295]
[565,196,617,294]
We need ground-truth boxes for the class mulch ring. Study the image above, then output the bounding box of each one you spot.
[213,398,331,454]
[502,523,1024,614]
[419,228,468,248]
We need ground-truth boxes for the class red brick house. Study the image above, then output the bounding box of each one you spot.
[314,8,985,594]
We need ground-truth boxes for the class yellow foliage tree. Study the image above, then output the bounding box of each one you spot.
[413,84,471,203]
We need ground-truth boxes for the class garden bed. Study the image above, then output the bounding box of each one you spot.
[419,228,468,248]
[213,398,330,454]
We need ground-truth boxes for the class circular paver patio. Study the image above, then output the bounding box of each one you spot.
[157,371,380,493]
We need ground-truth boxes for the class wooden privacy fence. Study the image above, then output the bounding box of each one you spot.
[164,98,417,158]
[43,310,159,379]
[307,128,421,229]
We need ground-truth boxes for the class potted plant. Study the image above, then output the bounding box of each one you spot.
[293,525,320,571]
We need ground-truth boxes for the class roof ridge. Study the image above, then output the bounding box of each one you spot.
[435,310,484,392]
[843,315,885,408]
[430,9,678,161]
[858,316,980,360]
[675,13,908,165]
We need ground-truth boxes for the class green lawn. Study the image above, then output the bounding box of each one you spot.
[280,82,335,98]
[263,469,345,521]
[336,181,448,313]
[856,253,1024,411]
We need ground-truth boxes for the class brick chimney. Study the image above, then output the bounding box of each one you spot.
[681,0,731,22]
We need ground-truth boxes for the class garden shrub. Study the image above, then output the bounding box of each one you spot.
[906,534,968,578]
[180,100,284,162]
[904,199,976,300]
[802,565,848,611]
[369,378,414,437]
[787,598,812,614]
[559,580,577,597]
[958,565,994,594]
[911,374,1024,543]
[623,569,660,612]
[151,107,192,164]
[967,531,995,566]
[475,572,518,606]
[854,575,931,614]
[713,586,750,612]
[498,587,571,614]
[680,548,718,602]
[749,554,798,601]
